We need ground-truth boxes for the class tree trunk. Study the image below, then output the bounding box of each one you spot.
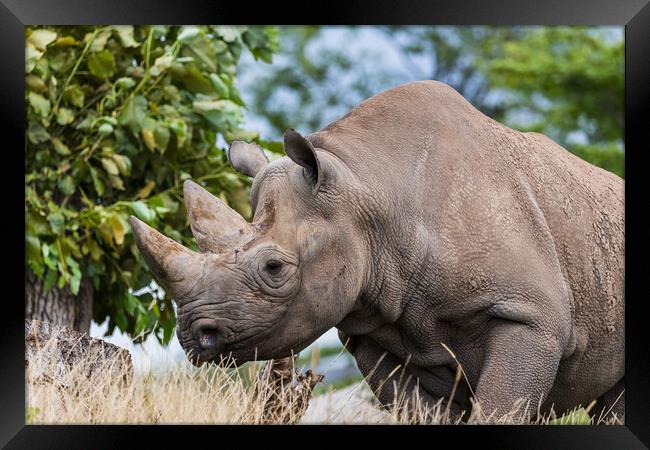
[25,270,93,333]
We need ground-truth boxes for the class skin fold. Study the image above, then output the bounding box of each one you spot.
[131,81,624,421]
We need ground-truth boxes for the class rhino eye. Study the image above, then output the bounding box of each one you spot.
[265,259,283,275]
[253,247,298,296]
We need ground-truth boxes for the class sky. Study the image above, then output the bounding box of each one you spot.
[237,26,431,140]
[236,26,623,142]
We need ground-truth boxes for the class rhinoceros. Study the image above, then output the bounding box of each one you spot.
[130,80,624,420]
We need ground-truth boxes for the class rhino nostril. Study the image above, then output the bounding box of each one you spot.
[198,328,220,350]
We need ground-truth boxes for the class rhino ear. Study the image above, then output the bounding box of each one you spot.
[228,141,269,177]
[283,128,321,195]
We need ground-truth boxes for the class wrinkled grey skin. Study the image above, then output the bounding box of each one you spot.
[131,81,624,419]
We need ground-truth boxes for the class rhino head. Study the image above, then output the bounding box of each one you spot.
[130,129,366,365]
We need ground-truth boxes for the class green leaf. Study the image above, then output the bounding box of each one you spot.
[101,157,119,176]
[90,167,105,196]
[111,154,132,176]
[87,50,116,79]
[26,74,47,92]
[27,122,50,144]
[97,116,118,126]
[134,311,149,336]
[57,175,76,195]
[47,211,65,235]
[43,268,57,291]
[130,201,155,223]
[28,92,51,116]
[50,137,70,155]
[193,98,242,131]
[53,36,78,47]
[125,293,139,315]
[209,73,229,98]
[177,26,200,43]
[136,180,156,199]
[43,246,57,270]
[141,128,156,151]
[66,256,81,295]
[98,123,114,136]
[228,85,246,107]
[89,28,112,52]
[213,26,244,43]
[153,124,170,152]
[112,25,139,48]
[109,174,125,190]
[26,233,44,276]
[87,238,103,260]
[115,77,136,89]
[169,63,213,94]
[152,55,174,76]
[183,32,217,72]
[63,85,84,107]
[161,318,175,344]
[118,95,147,134]
[115,308,128,331]
[25,47,43,73]
[28,29,58,51]
[64,237,82,259]
[109,213,126,246]
[169,119,187,147]
[242,28,276,63]
[56,107,75,125]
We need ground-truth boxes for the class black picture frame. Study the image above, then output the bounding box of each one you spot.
[5,0,649,448]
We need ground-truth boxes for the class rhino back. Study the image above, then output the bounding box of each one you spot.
[312,80,623,410]
[311,80,623,319]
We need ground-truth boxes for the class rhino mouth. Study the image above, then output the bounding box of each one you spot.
[186,318,292,367]
[185,318,237,365]
[184,317,282,366]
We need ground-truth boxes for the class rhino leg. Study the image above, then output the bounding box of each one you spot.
[473,319,564,421]
[340,332,466,422]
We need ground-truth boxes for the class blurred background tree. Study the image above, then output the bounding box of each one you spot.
[239,26,623,177]
[25,25,279,342]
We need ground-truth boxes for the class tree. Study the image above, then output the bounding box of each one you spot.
[25,25,279,342]
[240,26,623,177]
[477,27,624,177]
[239,27,521,137]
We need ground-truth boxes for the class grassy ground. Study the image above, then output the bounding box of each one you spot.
[25,331,623,425]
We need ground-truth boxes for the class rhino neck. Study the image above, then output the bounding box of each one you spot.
[339,193,437,337]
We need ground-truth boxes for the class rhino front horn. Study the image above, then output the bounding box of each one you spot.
[129,216,204,300]
[183,180,253,254]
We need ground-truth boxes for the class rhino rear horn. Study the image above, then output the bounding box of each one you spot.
[228,141,269,177]
[183,180,253,254]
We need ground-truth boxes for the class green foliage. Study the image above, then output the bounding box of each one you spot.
[478,27,624,177]
[549,407,592,425]
[25,25,279,344]
[242,26,623,177]
[26,406,40,424]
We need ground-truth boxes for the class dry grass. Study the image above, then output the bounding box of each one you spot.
[25,331,624,425]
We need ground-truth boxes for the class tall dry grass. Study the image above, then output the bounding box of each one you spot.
[25,330,623,425]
